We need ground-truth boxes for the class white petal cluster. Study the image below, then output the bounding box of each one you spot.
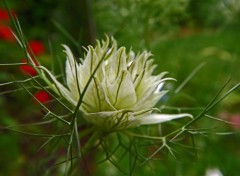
[43,37,191,130]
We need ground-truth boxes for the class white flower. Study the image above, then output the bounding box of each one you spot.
[205,168,223,176]
[41,37,192,130]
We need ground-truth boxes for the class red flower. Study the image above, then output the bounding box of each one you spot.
[28,40,45,56]
[34,90,51,104]
[0,25,15,42]
[230,115,240,130]
[0,8,10,21]
[19,59,38,76]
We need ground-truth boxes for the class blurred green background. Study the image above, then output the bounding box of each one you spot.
[1,0,240,175]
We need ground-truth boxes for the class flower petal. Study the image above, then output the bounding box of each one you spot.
[63,45,80,100]
[103,70,137,109]
[84,110,138,130]
[38,66,77,106]
[138,113,193,125]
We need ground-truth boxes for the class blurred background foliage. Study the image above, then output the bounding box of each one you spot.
[0,0,240,175]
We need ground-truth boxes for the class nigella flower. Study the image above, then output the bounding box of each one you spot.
[40,37,192,130]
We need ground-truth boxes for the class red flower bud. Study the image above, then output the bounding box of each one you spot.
[19,59,38,76]
[28,40,45,56]
[0,8,10,21]
[34,90,51,104]
[0,25,15,42]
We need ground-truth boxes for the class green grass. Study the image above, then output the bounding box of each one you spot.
[150,28,240,108]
